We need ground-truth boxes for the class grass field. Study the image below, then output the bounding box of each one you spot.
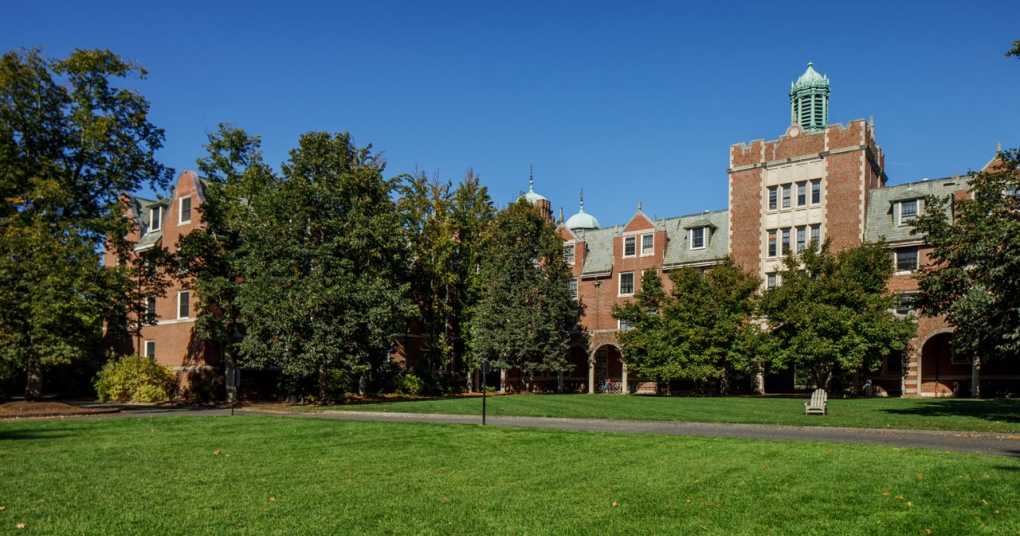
[1,415,1018,535]
[320,394,1020,433]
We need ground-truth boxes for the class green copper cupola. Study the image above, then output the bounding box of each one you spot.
[789,62,830,132]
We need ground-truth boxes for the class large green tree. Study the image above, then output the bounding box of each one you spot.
[0,49,171,398]
[913,149,1020,381]
[760,243,916,391]
[468,199,583,390]
[614,261,765,393]
[235,132,412,400]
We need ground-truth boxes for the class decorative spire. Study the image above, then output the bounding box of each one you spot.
[790,62,830,132]
[579,189,585,212]
[997,142,1003,154]
[528,164,535,192]
[637,201,643,211]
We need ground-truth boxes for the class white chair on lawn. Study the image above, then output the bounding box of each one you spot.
[804,388,827,415]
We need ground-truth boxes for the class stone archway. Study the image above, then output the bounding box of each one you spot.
[591,344,624,393]
[920,331,968,397]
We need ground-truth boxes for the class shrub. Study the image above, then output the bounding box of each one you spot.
[94,356,176,403]
[397,372,423,396]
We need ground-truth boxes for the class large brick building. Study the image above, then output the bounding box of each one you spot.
[543,63,1017,397]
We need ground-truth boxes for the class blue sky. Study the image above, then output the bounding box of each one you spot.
[5,1,1017,225]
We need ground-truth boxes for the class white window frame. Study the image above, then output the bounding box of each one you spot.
[766,272,778,290]
[144,340,156,359]
[781,184,792,209]
[767,186,778,211]
[617,318,633,332]
[178,196,192,225]
[689,227,706,250]
[177,290,191,319]
[639,232,654,257]
[897,199,920,226]
[767,229,777,258]
[563,242,575,266]
[893,292,918,317]
[622,235,637,258]
[894,246,919,274]
[810,224,822,250]
[618,271,635,297]
[811,179,822,205]
[149,206,162,232]
[568,278,578,300]
[795,226,806,252]
[781,228,791,255]
[796,181,807,206]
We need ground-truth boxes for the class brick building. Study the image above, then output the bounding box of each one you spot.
[540,63,1017,397]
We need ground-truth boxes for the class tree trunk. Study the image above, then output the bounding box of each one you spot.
[25,358,42,401]
[971,356,981,398]
[318,366,329,402]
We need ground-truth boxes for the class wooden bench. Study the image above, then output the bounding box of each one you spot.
[804,388,827,415]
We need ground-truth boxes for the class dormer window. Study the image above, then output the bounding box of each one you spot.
[897,199,920,226]
[640,233,654,256]
[149,206,162,232]
[689,227,706,250]
[179,196,192,224]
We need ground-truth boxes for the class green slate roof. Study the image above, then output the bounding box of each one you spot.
[865,177,968,244]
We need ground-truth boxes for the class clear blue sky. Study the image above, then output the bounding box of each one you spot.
[5,1,1017,225]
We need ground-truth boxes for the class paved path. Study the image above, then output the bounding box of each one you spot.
[67,406,1020,457]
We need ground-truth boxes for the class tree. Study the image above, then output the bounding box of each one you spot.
[1007,40,1020,59]
[175,124,275,400]
[235,132,413,400]
[614,261,764,393]
[468,199,583,390]
[913,149,1020,386]
[0,49,171,398]
[760,243,916,391]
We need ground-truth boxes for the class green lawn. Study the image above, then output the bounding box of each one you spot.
[322,394,1020,433]
[2,416,1018,535]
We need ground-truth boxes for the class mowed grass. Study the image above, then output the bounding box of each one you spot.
[1,416,1018,535]
[324,394,1020,433]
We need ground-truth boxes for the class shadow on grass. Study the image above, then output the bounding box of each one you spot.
[881,399,1020,425]
[0,428,74,441]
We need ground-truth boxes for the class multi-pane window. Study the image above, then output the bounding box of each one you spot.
[810,224,821,250]
[898,199,919,225]
[563,244,575,266]
[690,227,705,250]
[146,296,157,319]
[144,340,156,359]
[178,291,191,319]
[618,319,633,332]
[568,279,578,300]
[797,182,807,206]
[796,226,806,252]
[179,196,192,224]
[768,186,778,210]
[149,206,162,232]
[623,236,636,257]
[811,179,821,204]
[766,272,778,290]
[641,233,654,256]
[781,228,790,255]
[768,230,777,257]
[895,246,919,273]
[781,185,791,208]
[619,272,635,296]
[894,293,918,316]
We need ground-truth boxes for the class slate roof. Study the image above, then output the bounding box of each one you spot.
[864,177,968,244]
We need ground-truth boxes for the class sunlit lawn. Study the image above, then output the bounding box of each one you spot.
[1,415,1018,535]
[321,394,1020,433]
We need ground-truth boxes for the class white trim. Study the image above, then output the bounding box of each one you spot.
[177,290,191,320]
[639,232,655,257]
[178,196,192,225]
[148,206,162,232]
[896,198,921,227]
[156,318,196,326]
[622,235,637,258]
[688,227,707,250]
[143,339,156,359]
[618,271,635,297]
[568,278,578,301]
[893,246,919,275]
[617,318,633,332]
[563,241,576,266]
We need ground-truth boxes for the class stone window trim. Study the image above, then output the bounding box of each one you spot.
[177,290,191,320]
[618,271,635,297]
[767,229,777,258]
[766,179,822,213]
[179,196,193,225]
[811,179,822,205]
[144,340,156,359]
[768,186,778,210]
[689,227,707,250]
[796,181,807,206]
[639,232,655,257]
[795,226,807,252]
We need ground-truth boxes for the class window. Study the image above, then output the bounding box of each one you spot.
[179,196,192,224]
[781,184,791,208]
[766,272,778,290]
[811,179,821,204]
[144,340,156,359]
[178,291,191,319]
[781,228,790,255]
[149,206,162,232]
[619,272,635,296]
[563,244,575,266]
[810,224,821,251]
[568,279,578,300]
[894,293,918,316]
[618,319,633,332]
[690,227,706,250]
[641,233,654,256]
[768,186,778,210]
[797,182,807,206]
[146,296,157,319]
[623,236,636,257]
[895,246,919,273]
[898,199,919,225]
[796,226,806,252]
[768,230,777,257]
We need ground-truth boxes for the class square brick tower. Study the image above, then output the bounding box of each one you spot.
[728,63,885,282]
